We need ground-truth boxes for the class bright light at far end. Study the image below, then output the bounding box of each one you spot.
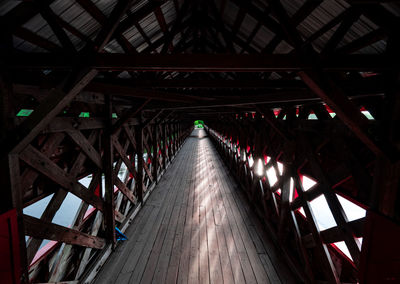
[256,158,264,176]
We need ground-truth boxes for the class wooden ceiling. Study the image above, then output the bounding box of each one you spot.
[2,0,398,159]
[1,1,399,283]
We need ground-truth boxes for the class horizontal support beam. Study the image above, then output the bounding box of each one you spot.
[14,75,385,104]
[86,82,212,103]
[113,78,309,89]
[154,92,383,111]
[7,54,394,72]
[13,83,212,103]
[24,214,105,249]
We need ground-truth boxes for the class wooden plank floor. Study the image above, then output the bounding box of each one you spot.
[95,129,298,284]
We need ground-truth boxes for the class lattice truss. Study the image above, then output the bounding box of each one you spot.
[208,104,376,282]
[14,116,191,282]
[0,0,399,283]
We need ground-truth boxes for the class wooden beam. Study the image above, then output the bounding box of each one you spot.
[26,131,97,264]
[24,215,105,249]
[349,3,400,37]
[320,218,365,243]
[135,22,152,46]
[303,9,350,46]
[86,82,206,103]
[299,70,386,157]
[111,99,151,134]
[75,0,107,22]
[267,0,390,158]
[35,0,76,52]
[103,95,116,244]
[114,173,137,204]
[75,0,135,53]
[14,26,61,51]
[8,155,29,282]
[8,53,393,71]
[14,76,386,92]
[230,0,287,42]
[298,132,362,266]
[4,68,98,155]
[336,28,386,54]
[141,29,177,53]
[66,129,102,168]
[112,136,137,180]
[142,110,164,128]
[160,0,191,53]
[136,122,144,203]
[154,91,381,110]
[3,0,54,32]
[92,0,136,52]
[3,0,140,158]
[125,78,307,89]
[262,0,321,54]
[19,145,104,211]
[113,0,169,38]
[75,211,102,278]
[152,124,158,182]
[321,9,360,55]
[40,117,109,133]
[161,123,167,169]
[49,168,100,281]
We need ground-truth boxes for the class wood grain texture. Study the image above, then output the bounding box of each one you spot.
[94,129,296,283]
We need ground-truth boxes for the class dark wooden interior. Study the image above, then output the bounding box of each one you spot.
[0,0,399,283]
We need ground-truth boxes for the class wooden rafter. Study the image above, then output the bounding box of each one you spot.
[161,0,191,53]
[266,0,391,158]
[35,0,76,52]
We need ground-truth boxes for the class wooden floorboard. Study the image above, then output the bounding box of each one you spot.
[94,129,298,284]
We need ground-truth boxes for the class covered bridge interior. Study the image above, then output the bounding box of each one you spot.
[0,0,399,283]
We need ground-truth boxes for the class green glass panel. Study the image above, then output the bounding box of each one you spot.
[79,112,90,118]
[16,109,34,117]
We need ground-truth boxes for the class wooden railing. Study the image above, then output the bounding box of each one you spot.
[6,114,192,283]
[205,105,382,283]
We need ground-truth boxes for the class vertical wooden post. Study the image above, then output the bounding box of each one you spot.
[0,25,15,214]
[162,123,167,169]
[170,123,174,156]
[179,123,182,147]
[152,123,158,183]
[372,35,400,220]
[177,123,181,147]
[136,121,144,203]
[169,123,172,159]
[8,154,29,283]
[1,27,28,283]
[0,158,13,213]
[172,123,177,155]
[103,95,115,244]
[174,123,177,150]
